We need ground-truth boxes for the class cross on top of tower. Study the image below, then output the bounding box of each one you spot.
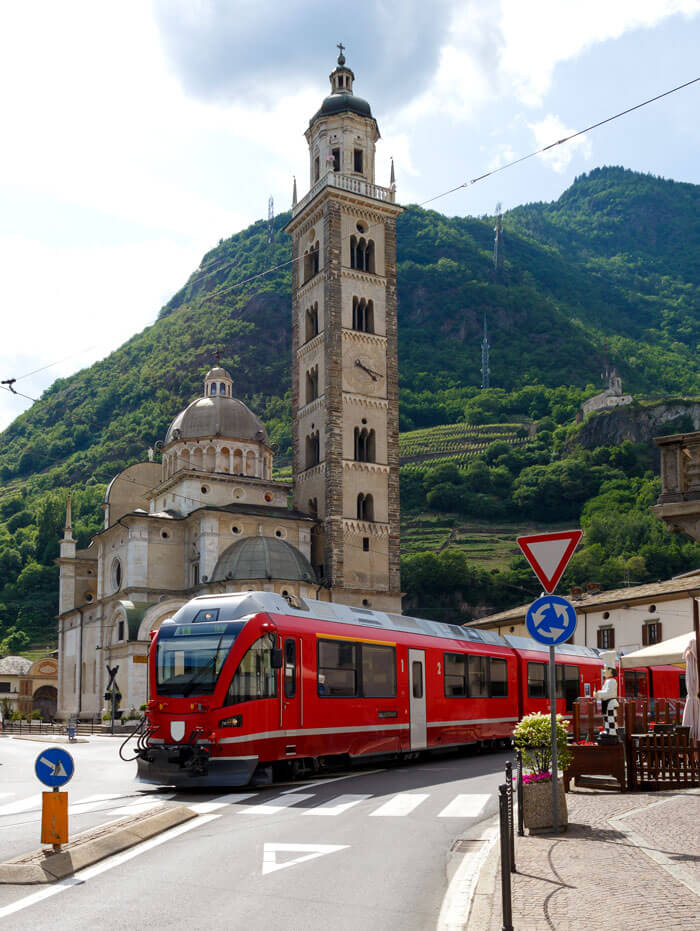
[337,42,345,65]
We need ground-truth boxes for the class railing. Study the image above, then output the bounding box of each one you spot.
[628,731,700,790]
[572,697,686,742]
[655,432,700,502]
[293,171,395,216]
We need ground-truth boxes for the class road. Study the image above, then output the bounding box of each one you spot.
[0,736,509,930]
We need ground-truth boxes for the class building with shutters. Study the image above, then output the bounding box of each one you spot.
[465,572,700,656]
[56,51,403,719]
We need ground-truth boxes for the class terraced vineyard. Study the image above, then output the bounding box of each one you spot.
[399,421,529,473]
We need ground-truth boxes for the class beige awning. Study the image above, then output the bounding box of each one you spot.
[620,631,697,668]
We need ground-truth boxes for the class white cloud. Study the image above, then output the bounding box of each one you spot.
[0,234,205,431]
[529,115,593,173]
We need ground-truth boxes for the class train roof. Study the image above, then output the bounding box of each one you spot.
[503,635,602,660]
[174,592,604,660]
[173,591,511,646]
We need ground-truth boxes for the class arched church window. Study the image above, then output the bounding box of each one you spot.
[306,303,319,341]
[219,383,226,395]
[354,427,376,462]
[350,235,357,269]
[306,431,320,469]
[353,148,363,173]
[313,155,320,183]
[308,497,318,517]
[305,365,319,404]
[356,493,374,522]
[352,297,374,333]
[332,148,341,172]
[111,558,122,592]
[210,383,216,395]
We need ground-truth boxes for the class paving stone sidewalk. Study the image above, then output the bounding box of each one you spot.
[467,787,700,931]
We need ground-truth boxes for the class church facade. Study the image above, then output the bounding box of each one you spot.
[56,52,402,719]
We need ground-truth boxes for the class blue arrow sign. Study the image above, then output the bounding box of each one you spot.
[526,595,577,646]
[35,747,75,788]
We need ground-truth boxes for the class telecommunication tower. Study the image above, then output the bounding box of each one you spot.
[267,196,274,261]
[493,201,504,278]
[480,314,490,389]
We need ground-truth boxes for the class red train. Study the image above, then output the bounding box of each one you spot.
[136,592,605,788]
[619,664,687,702]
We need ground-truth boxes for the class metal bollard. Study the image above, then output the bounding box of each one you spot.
[515,748,524,836]
[498,784,514,931]
[505,761,516,872]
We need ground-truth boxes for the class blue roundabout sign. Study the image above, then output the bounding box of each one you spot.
[526,594,578,646]
[35,747,75,788]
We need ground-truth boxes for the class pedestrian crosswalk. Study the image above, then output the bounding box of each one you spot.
[0,787,496,824]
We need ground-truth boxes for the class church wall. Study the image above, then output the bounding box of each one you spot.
[342,467,389,523]
[343,530,390,592]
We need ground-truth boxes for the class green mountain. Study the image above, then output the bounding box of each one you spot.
[1,166,699,642]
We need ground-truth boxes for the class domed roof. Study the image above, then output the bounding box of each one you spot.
[310,91,373,127]
[165,396,269,446]
[212,537,317,584]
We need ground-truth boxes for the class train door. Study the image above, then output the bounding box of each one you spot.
[281,636,301,730]
[408,649,427,750]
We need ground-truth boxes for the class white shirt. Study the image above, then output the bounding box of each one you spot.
[594,677,618,706]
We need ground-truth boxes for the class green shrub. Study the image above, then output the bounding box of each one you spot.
[30,709,43,720]
[513,712,571,775]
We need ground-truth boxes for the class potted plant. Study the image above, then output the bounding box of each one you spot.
[514,712,572,832]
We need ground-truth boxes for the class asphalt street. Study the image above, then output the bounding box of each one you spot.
[0,735,509,930]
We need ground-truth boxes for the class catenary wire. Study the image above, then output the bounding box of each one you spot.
[3,75,698,397]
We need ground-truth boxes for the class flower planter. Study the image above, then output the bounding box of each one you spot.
[522,778,568,832]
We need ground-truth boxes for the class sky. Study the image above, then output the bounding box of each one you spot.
[1,0,699,431]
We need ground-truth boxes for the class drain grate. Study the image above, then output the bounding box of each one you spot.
[451,839,486,853]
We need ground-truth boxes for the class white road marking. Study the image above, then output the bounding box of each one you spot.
[438,794,491,818]
[69,793,131,814]
[109,795,174,816]
[279,769,386,794]
[369,793,429,817]
[262,842,349,875]
[0,793,14,800]
[239,793,314,815]
[303,794,371,816]
[0,815,219,919]
[0,794,41,816]
[187,793,258,814]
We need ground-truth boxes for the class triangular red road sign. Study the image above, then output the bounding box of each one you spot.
[517,530,583,594]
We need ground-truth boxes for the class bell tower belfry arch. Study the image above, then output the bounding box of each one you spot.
[285,49,402,612]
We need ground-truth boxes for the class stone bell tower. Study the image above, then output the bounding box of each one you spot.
[285,47,402,612]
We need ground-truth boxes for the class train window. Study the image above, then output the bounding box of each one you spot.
[412,662,424,699]
[226,634,277,704]
[284,638,296,698]
[361,644,396,697]
[318,639,358,697]
[489,659,508,698]
[444,653,467,698]
[623,669,648,699]
[468,655,488,698]
[555,664,580,711]
[527,662,547,699]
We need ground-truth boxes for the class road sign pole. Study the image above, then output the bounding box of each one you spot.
[549,644,558,835]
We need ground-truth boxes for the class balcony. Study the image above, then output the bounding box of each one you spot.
[652,432,700,542]
[293,172,395,218]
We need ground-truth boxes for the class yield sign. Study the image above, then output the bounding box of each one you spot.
[262,842,349,875]
[517,530,583,594]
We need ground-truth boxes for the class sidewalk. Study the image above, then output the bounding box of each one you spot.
[467,787,700,930]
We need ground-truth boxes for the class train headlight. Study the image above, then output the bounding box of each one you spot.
[218,715,242,728]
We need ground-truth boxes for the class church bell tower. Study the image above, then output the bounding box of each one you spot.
[285,47,402,612]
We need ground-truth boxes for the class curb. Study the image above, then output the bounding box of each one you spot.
[0,805,197,884]
[438,816,499,931]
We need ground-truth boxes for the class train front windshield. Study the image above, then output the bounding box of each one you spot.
[156,620,245,696]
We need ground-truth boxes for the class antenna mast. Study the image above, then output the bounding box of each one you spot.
[267,195,274,261]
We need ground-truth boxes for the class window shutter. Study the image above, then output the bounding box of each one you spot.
[656,621,662,642]
[608,628,615,648]
[642,625,648,646]
[597,629,603,648]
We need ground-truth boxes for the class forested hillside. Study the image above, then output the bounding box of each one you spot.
[1,166,699,642]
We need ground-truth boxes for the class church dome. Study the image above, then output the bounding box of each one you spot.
[212,537,317,583]
[165,397,269,446]
[310,92,373,127]
[164,366,270,446]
